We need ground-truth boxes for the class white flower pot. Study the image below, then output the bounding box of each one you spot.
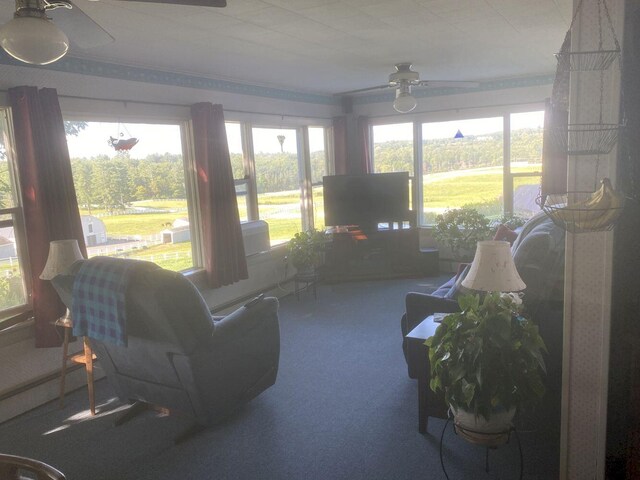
[452,406,516,445]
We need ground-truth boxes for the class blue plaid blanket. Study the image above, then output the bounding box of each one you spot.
[71,257,157,346]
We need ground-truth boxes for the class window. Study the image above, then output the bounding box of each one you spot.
[422,117,504,224]
[509,111,544,219]
[372,123,414,176]
[252,127,301,245]
[0,108,28,319]
[225,122,249,222]
[371,123,414,213]
[65,121,196,272]
[309,127,328,230]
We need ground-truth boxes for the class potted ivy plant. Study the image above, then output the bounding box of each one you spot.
[425,292,546,443]
[286,229,326,275]
[433,207,491,264]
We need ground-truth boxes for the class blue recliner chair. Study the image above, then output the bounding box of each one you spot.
[52,258,280,441]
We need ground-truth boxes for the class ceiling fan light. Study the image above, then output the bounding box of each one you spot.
[393,90,417,113]
[0,16,69,65]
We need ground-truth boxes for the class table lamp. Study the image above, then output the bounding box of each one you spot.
[461,240,525,292]
[40,239,84,326]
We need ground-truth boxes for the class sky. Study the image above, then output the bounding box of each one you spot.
[372,110,544,142]
[65,113,542,159]
[66,121,327,159]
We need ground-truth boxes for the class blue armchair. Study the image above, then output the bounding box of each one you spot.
[52,258,280,440]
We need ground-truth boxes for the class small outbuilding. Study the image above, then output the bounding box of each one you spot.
[161,225,191,244]
[81,215,108,247]
[0,235,16,259]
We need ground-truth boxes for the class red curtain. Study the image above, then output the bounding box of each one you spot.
[191,103,248,287]
[356,116,372,174]
[9,86,87,347]
[332,116,348,175]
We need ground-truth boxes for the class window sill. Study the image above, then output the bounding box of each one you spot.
[0,315,35,348]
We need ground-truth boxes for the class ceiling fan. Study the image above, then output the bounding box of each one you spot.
[338,63,479,113]
[0,0,226,66]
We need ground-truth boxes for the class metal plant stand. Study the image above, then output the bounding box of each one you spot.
[439,411,523,480]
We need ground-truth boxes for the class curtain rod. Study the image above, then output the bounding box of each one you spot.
[0,89,334,120]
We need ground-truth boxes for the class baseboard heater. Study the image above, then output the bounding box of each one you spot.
[241,220,270,256]
[0,364,84,403]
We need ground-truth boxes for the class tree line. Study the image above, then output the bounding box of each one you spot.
[63,128,543,213]
[70,150,327,213]
[373,128,543,175]
[71,153,187,213]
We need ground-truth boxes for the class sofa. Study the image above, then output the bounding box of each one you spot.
[52,258,280,437]
[401,211,565,423]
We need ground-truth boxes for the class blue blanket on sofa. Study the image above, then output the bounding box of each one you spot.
[71,257,157,346]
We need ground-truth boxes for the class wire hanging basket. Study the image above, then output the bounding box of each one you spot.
[554,0,621,72]
[552,123,622,155]
[554,49,620,71]
[537,190,625,234]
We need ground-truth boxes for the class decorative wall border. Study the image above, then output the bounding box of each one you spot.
[0,51,339,106]
[0,50,554,107]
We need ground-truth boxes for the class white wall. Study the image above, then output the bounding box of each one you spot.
[560,1,624,478]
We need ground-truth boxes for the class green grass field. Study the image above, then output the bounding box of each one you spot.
[80,164,541,271]
[421,164,541,222]
[115,242,193,271]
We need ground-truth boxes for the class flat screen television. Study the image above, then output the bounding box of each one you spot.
[323,172,410,229]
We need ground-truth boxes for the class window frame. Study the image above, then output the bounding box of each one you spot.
[0,107,32,325]
[241,122,330,246]
[63,116,203,274]
[369,104,545,226]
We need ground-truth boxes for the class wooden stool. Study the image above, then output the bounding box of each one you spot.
[56,316,97,415]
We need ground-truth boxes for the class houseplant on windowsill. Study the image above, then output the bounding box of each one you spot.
[286,229,326,275]
[425,291,547,444]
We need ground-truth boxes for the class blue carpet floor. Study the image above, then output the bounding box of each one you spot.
[0,277,559,479]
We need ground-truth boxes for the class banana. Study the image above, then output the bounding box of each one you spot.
[574,178,625,231]
[551,180,609,223]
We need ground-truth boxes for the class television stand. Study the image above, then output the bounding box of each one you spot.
[323,225,437,282]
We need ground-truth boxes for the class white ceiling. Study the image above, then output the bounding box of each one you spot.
[38,0,574,95]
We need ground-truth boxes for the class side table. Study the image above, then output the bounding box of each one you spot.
[55,317,97,415]
[405,314,448,433]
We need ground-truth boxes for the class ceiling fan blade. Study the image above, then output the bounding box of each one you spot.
[336,84,393,96]
[0,8,14,26]
[48,1,114,49]
[417,80,480,88]
[114,0,226,6]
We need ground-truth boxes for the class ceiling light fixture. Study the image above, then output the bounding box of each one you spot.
[393,81,417,113]
[0,0,69,65]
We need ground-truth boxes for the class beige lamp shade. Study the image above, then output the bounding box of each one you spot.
[461,240,526,292]
[40,240,84,280]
